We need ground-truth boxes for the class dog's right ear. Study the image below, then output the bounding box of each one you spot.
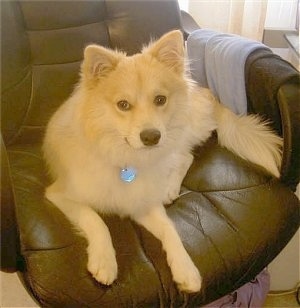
[82,45,123,80]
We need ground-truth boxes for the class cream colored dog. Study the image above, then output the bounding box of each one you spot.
[43,30,282,293]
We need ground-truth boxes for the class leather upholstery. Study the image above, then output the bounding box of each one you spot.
[277,84,300,189]
[1,0,299,306]
[1,0,182,145]
[1,135,20,272]
[245,49,300,191]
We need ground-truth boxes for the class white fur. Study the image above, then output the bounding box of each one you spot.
[43,30,282,293]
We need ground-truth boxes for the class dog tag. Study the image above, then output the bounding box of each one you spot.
[120,167,136,183]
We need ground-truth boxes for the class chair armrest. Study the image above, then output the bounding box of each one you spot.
[278,83,300,190]
[180,10,200,40]
[0,135,20,272]
[245,49,300,191]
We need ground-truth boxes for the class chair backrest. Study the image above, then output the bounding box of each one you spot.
[1,0,182,145]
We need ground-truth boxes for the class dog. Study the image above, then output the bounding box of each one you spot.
[43,30,282,293]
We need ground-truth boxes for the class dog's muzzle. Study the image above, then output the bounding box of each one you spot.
[140,129,161,146]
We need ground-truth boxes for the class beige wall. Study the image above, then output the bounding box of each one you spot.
[184,0,298,41]
[187,0,268,41]
[269,229,299,290]
[268,185,299,291]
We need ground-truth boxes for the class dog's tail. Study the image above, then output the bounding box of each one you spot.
[214,103,282,178]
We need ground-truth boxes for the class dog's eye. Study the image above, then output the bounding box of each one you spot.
[117,100,132,111]
[154,95,167,106]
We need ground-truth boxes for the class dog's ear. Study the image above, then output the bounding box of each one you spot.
[146,30,185,73]
[82,45,123,80]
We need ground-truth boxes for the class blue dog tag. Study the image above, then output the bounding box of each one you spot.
[120,167,137,183]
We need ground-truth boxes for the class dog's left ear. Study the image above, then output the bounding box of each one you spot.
[145,30,185,74]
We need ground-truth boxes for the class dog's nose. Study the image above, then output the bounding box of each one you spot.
[140,129,161,146]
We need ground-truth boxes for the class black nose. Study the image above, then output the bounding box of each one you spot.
[140,129,161,146]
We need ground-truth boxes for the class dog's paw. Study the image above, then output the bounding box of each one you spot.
[171,256,202,293]
[87,245,118,285]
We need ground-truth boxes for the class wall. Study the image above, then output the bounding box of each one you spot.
[265,0,298,29]
[180,0,298,30]
[180,0,298,41]
[269,186,299,291]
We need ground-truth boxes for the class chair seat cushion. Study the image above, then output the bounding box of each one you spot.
[8,137,299,306]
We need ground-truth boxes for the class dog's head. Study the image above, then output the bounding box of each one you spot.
[79,30,190,151]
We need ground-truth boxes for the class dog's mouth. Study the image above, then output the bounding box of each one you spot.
[124,137,161,150]
[124,137,131,147]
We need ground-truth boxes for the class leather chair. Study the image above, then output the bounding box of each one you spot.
[1,0,299,306]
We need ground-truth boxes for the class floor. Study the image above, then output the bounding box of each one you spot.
[1,272,38,307]
[264,291,299,307]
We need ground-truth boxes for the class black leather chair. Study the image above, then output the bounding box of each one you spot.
[1,1,299,306]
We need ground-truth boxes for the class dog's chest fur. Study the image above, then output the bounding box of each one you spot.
[66,145,181,216]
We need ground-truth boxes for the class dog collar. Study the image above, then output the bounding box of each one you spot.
[120,167,137,183]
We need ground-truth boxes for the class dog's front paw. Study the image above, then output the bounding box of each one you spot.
[171,256,202,293]
[87,244,118,285]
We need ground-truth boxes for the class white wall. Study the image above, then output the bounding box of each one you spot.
[265,0,298,29]
[269,186,300,291]
[181,0,269,40]
[184,1,234,32]
[180,0,299,31]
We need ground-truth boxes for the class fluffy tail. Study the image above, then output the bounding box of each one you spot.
[215,103,282,178]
